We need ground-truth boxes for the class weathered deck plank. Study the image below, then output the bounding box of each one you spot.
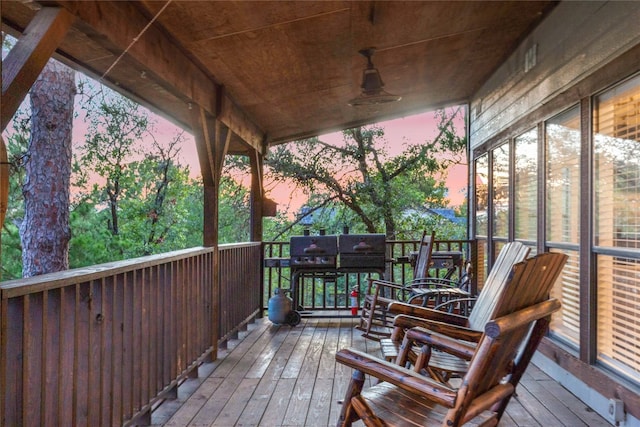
[152,315,610,427]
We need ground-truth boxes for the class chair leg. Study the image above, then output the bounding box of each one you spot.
[362,292,381,339]
[352,395,385,427]
[492,318,550,420]
[337,370,365,427]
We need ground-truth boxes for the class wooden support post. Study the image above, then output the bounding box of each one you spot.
[249,149,264,242]
[249,147,268,318]
[1,7,74,131]
[0,137,8,233]
[189,105,230,246]
[189,104,231,364]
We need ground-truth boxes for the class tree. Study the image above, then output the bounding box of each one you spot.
[74,86,149,236]
[70,120,204,262]
[20,60,75,277]
[116,131,199,255]
[265,108,466,238]
[218,175,251,243]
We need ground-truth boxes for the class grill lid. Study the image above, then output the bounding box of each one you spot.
[290,235,338,256]
[338,234,385,254]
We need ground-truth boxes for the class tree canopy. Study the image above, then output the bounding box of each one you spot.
[264,108,467,239]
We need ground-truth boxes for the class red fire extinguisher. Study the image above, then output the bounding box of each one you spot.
[350,287,359,316]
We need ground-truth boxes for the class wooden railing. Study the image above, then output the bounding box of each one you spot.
[218,242,263,343]
[263,239,477,311]
[0,243,263,426]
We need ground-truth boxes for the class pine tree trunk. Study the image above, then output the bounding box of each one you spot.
[20,60,75,277]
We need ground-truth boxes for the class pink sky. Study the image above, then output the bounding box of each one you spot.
[151,109,468,215]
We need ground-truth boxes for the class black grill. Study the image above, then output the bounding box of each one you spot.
[289,233,386,272]
[338,234,386,270]
[289,233,386,311]
[290,235,338,269]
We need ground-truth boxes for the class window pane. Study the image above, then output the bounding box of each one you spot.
[492,144,509,238]
[514,129,538,242]
[549,248,581,347]
[546,106,581,347]
[475,239,488,289]
[475,155,489,236]
[546,106,581,244]
[594,75,640,381]
[594,74,640,249]
[597,255,640,379]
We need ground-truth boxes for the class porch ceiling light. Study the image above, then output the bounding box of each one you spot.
[348,48,401,106]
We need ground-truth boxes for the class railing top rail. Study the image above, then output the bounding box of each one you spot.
[263,239,473,244]
[219,242,262,250]
[1,246,216,298]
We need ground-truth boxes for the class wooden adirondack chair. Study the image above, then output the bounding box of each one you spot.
[356,230,436,340]
[378,241,531,371]
[335,252,566,427]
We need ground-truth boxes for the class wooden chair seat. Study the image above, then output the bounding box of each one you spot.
[381,340,471,383]
[354,381,494,426]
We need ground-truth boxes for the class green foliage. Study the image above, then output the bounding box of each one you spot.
[67,152,206,264]
[1,110,30,279]
[3,83,213,277]
[218,175,250,243]
[74,84,151,236]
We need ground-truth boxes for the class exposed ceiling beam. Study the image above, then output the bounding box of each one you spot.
[50,0,265,153]
[1,7,74,131]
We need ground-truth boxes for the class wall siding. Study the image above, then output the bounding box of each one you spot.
[470,1,640,149]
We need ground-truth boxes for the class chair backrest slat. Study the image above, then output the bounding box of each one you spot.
[413,230,435,280]
[467,241,530,330]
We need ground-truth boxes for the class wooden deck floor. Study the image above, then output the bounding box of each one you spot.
[151,314,610,427]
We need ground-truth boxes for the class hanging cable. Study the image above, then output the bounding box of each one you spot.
[100,0,173,81]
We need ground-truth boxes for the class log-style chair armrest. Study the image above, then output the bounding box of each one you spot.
[484,298,561,338]
[405,326,477,361]
[392,315,483,343]
[433,297,478,316]
[368,278,407,289]
[369,279,413,301]
[335,348,457,407]
[388,301,469,326]
[407,277,461,289]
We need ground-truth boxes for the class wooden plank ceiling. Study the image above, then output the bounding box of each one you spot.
[1,1,556,154]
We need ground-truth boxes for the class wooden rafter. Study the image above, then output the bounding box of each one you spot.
[1,7,74,131]
[190,105,216,188]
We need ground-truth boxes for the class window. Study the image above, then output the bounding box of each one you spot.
[514,129,538,254]
[492,144,509,239]
[474,155,489,286]
[546,107,581,245]
[545,106,581,347]
[594,75,640,378]
[475,155,489,237]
